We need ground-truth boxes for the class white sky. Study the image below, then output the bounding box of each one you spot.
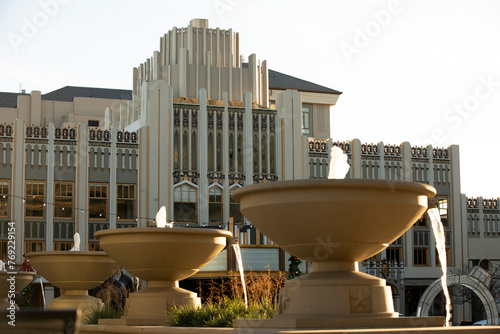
[1,0,499,198]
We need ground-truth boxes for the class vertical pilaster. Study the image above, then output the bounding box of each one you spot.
[449,145,462,267]
[158,86,173,210]
[428,145,434,185]
[76,123,88,250]
[244,92,253,186]
[198,89,209,225]
[402,142,411,181]
[109,127,117,229]
[12,120,25,262]
[222,92,230,229]
[351,139,361,179]
[378,142,385,180]
[45,123,55,250]
[278,90,302,180]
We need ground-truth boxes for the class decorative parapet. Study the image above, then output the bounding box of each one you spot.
[89,128,110,142]
[411,146,428,158]
[467,197,499,210]
[308,139,328,153]
[361,143,379,155]
[384,144,401,157]
[433,147,449,160]
[116,130,138,143]
[483,198,499,209]
[332,140,351,154]
[0,124,13,137]
[26,125,49,139]
[55,127,76,140]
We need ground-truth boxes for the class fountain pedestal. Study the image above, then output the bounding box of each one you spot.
[25,251,119,318]
[0,271,36,309]
[95,227,231,326]
[232,179,445,329]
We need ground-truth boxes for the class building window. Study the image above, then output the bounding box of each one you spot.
[229,187,243,225]
[88,242,102,252]
[413,248,428,266]
[438,197,448,228]
[173,184,197,224]
[117,184,136,220]
[0,180,9,217]
[25,241,45,253]
[88,120,99,127]
[54,181,73,219]
[25,180,45,218]
[209,186,223,224]
[53,241,73,251]
[414,215,427,228]
[386,248,402,263]
[302,104,312,135]
[89,183,108,219]
[0,240,7,261]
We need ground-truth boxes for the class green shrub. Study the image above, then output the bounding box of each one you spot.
[84,305,123,324]
[169,297,277,327]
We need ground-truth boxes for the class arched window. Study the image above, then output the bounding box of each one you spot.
[173,184,198,224]
[209,186,223,224]
[229,187,243,225]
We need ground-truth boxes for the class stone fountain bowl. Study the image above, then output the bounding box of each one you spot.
[25,251,119,290]
[94,227,232,282]
[232,179,436,262]
[0,271,36,294]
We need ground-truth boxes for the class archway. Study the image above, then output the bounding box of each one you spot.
[416,269,499,325]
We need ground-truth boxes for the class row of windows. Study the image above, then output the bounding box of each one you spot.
[0,179,243,226]
[173,184,242,225]
[0,180,136,221]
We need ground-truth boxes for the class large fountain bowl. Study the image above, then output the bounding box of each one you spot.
[25,251,119,290]
[232,179,436,262]
[94,227,232,282]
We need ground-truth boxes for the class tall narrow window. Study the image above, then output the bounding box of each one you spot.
[270,136,276,174]
[216,133,222,172]
[0,180,9,217]
[209,186,223,224]
[25,180,45,218]
[173,131,180,169]
[173,184,198,224]
[229,187,243,224]
[117,184,136,220]
[229,134,235,172]
[182,131,188,170]
[302,104,312,135]
[191,132,197,170]
[237,134,243,173]
[89,183,108,219]
[208,133,214,171]
[54,181,73,218]
[261,134,267,174]
[253,134,259,173]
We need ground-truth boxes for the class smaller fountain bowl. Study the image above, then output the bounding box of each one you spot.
[94,228,232,282]
[232,179,436,262]
[0,271,36,294]
[25,251,119,290]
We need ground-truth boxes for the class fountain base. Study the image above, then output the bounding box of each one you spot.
[235,261,445,330]
[49,290,103,317]
[103,281,201,326]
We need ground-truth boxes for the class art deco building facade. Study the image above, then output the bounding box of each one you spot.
[0,19,498,322]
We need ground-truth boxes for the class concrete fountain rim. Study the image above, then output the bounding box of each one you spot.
[232,178,437,200]
[94,227,233,238]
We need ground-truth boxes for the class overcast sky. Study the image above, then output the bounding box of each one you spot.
[1,0,499,198]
